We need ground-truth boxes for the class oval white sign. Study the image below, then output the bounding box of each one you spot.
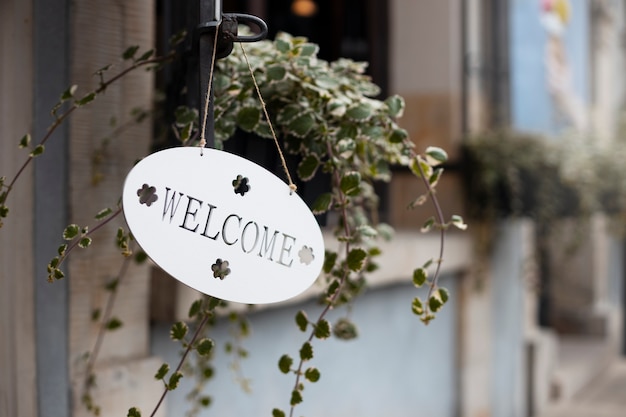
[122,147,324,304]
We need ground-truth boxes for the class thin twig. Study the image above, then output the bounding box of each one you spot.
[412,153,447,313]
[287,144,353,417]
[82,241,135,395]
[149,312,212,417]
[2,52,175,208]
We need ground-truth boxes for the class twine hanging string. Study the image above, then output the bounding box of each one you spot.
[198,22,221,155]
[239,43,298,194]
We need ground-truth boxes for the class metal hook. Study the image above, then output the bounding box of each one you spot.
[196,13,268,59]
[225,13,269,43]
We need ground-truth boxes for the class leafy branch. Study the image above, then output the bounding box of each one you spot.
[81,240,142,415]
[0,46,177,228]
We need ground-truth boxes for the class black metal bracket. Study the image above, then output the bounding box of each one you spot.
[195,1,268,148]
[196,13,268,59]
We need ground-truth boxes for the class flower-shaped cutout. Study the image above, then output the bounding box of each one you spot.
[232,175,250,196]
[211,258,231,280]
[298,245,314,265]
[137,184,158,206]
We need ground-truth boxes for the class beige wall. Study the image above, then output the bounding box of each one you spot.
[389,0,463,156]
[0,1,37,416]
[68,1,164,416]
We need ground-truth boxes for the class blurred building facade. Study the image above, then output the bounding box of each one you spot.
[2,1,625,417]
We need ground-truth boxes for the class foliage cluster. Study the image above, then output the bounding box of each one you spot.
[462,130,626,232]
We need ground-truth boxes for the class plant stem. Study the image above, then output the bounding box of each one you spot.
[413,152,447,313]
[81,241,134,396]
[288,146,353,417]
[149,312,211,417]
[2,52,175,210]
[55,207,123,271]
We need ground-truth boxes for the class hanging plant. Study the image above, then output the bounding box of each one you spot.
[1,31,465,417]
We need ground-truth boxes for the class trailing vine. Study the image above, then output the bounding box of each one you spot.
[1,30,465,417]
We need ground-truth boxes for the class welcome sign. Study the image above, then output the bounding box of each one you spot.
[122,147,325,304]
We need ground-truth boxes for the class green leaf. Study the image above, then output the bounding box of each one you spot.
[207,297,221,310]
[63,224,80,240]
[196,338,214,356]
[134,250,148,264]
[295,310,309,332]
[425,146,448,164]
[275,38,291,53]
[170,321,188,341]
[174,106,198,126]
[409,156,433,179]
[76,93,96,107]
[94,207,113,220]
[106,317,123,330]
[78,237,92,249]
[123,45,140,60]
[298,43,318,57]
[272,408,286,417]
[60,85,78,101]
[94,64,112,76]
[357,224,377,238]
[30,144,45,158]
[438,287,449,304]
[314,319,331,339]
[389,128,408,144]
[450,214,468,230]
[236,107,260,131]
[167,371,183,390]
[304,367,321,382]
[311,192,333,215]
[53,268,65,280]
[188,299,202,318]
[276,104,303,124]
[278,354,293,374]
[202,366,214,380]
[340,171,361,196]
[297,153,320,181]
[290,389,303,406]
[266,65,287,81]
[412,268,427,287]
[127,407,142,417]
[105,278,119,292]
[421,314,435,325]
[411,297,424,315]
[322,251,337,274]
[421,216,436,233]
[154,363,170,380]
[345,102,373,121]
[408,194,428,209]
[336,138,356,158]
[169,29,187,47]
[429,294,444,313]
[49,257,60,269]
[57,244,68,257]
[299,341,314,361]
[19,134,31,148]
[179,122,193,143]
[288,113,315,137]
[333,318,358,340]
[346,248,367,271]
[136,49,155,62]
[429,167,443,187]
[385,94,405,117]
